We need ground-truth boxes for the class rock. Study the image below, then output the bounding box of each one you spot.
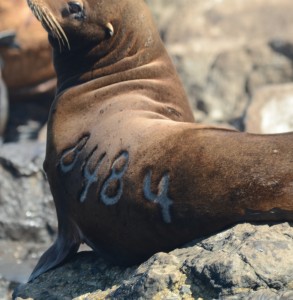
[13,223,293,299]
[0,142,56,297]
[0,276,17,300]
[0,142,56,243]
[246,84,293,134]
[189,44,293,127]
[147,0,293,128]
[4,95,52,143]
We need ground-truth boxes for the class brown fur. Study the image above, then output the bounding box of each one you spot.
[0,58,8,136]
[26,0,293,281]
[0,0,55,100]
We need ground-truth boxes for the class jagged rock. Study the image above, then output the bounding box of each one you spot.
[246,83,293,134]
[13,223,293,299]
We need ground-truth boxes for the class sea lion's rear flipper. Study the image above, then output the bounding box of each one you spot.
[28,229,80,282]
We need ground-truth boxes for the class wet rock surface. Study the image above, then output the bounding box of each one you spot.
[14,224,293,299]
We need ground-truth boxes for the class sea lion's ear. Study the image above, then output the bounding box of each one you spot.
[106,22,114,37]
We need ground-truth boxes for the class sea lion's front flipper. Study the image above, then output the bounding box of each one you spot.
[28,225,80,282]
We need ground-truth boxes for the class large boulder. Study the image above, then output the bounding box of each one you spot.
[14,223,293,299]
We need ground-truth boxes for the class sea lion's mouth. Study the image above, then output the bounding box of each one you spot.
[26,0,70,51]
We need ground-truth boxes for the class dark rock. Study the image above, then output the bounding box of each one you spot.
[13,223,293,299]
[4,94,52,143]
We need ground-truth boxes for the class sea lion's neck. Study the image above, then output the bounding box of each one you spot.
[48,0,195,130]
[53,1,168,95]
[53,30,165,95]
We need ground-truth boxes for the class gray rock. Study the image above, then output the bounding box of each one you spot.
[13,223,293,299]
[148,0,293,128]
[246,84,293,133]
[0,142,56,243]
[0,276,17,300]
[0,142,56,293]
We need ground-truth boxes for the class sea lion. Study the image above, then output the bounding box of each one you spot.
[0,0,55,101]
[0,31,17,138]
[27,0,293,282]
[0,57,8,138]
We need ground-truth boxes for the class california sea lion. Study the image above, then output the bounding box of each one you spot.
[0,56,8,138]
[0,0,55,100]
[0,31,17,138]
[27,0,293,281]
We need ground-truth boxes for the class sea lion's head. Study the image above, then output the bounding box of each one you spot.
[26,0,159,53]
[26,0,162,92]
[26,0,121,52]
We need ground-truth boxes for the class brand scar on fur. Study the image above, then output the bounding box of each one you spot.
[59,137,173,223]
[143,171,173,223]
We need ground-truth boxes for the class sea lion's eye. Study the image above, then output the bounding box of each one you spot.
[68,1,83,15]
[68,1,85,20]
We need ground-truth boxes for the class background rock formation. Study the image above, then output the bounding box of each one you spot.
[148,0,293,132]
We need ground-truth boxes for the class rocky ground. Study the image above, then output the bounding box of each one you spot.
[13,224,293,299]
[1,0,293,299]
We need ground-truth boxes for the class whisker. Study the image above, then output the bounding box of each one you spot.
[42,10,63,50]
[49,12,71,50]
[27,0,71,51]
